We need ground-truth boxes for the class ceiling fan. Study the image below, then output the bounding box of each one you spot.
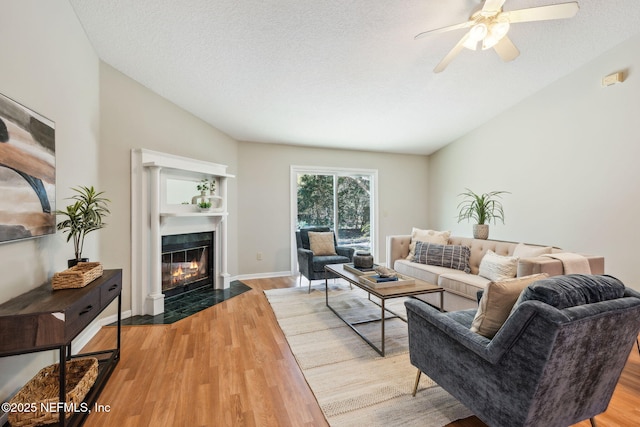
[416,0,579,73]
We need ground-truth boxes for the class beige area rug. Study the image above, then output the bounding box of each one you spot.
[264,283,474,427]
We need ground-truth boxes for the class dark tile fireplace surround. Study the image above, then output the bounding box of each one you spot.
[162,231,214,298]
[120,231,251,325]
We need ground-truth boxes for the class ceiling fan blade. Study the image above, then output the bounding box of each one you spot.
[501,2,579,24]
[493,35,520,62]
[482,0,507,15]
[415,20,474,40]
[434,33,470,73]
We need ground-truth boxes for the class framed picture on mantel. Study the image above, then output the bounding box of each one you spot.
[0,92,56,244]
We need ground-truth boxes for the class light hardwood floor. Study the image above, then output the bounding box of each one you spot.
[83,277,640,427]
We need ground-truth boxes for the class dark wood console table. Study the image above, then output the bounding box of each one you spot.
[0,269,122,426]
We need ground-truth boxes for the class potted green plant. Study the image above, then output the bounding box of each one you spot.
[55,186,110,267]
[197,200,212,212]
[457,188,509,239]
[196,179,209,195]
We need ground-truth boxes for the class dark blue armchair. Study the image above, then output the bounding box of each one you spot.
[296,227,354,292]
[406,274,640,427]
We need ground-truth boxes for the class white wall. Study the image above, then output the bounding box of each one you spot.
[98,63,239,313]
[0,0,100,402]
[428,33,640,289]
[237,141,429,275]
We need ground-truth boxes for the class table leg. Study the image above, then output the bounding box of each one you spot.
[381,298,386,356]
[59,346,66,426]
[325,277,329,306]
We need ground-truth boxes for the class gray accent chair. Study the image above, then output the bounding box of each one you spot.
[405,274,640,427]
[296,227,355,293]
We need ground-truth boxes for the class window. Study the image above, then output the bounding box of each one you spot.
[291,166,377,272]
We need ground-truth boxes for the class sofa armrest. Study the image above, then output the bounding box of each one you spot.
[386,235,411,268]
[517,255,605,277]
[406,297,555,365]
[517,257,563,277]
[406,298,497,362]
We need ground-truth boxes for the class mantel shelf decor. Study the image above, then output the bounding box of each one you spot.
[191,194,223,212]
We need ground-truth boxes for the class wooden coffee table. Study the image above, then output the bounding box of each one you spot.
[324,263,444,356]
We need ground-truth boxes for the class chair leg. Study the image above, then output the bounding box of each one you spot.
[308,277,312,294]
[412,369,422,397]
[590,417,597,427]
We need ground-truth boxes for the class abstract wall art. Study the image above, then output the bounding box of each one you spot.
[0,93,55,243]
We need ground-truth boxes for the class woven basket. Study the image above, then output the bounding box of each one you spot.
[52,262,103,290]
[8,358,98,427]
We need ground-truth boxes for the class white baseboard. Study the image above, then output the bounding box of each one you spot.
[71,310,132,354]
[233,271,292,281]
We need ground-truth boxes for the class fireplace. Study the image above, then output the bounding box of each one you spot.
[132,149,233,316]
[161,232,214,297]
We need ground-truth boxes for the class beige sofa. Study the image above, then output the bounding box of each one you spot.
[386,235,605,312]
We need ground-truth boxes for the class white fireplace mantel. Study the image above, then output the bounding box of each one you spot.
[131,149,234,316]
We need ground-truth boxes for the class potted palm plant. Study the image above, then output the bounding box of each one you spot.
[55,186,110,267]
[457,188,509,239]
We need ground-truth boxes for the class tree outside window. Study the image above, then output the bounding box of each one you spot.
[297,173,371,251]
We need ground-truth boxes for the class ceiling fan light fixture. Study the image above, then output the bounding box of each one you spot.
[470,23,488,41]
[482,35,498,50]
[416,1,580,73]
[482,21,510,50]
[464,23,488,50]
[463,37,478,50]
[492,21,510,38]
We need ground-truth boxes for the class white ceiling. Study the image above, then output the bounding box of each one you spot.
[68,0,640,155]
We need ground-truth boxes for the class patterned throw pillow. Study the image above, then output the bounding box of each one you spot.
[405,228,451,260]
[308,231,337,256]
[413,241,471,273]
[478,250,519,282]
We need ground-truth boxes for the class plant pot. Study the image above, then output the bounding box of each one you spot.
[473,224,489,240]
[68,258,89,268]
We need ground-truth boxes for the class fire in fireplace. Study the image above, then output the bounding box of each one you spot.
[161,232,214,297]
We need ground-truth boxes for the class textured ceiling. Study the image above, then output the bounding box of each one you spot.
[68,0,640,155]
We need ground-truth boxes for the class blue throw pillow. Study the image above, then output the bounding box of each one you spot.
[414,241,471,273]
[515,274,625,310]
